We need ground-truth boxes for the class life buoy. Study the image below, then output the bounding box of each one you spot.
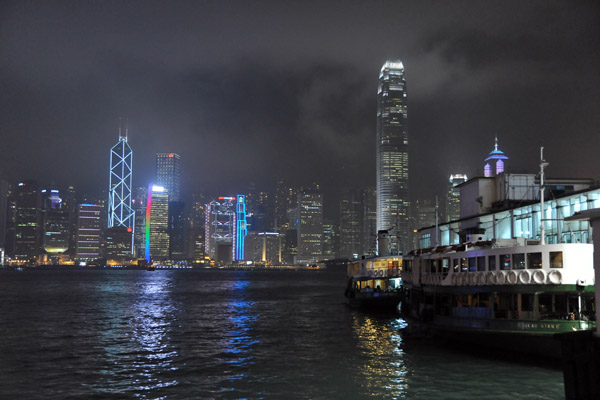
[451,274,457,286]
[478,272,486,285]
[470,273,478,285]
[518,270,531,284]
[547,270,562,284]
[486,271,495,285]
[496,271,506,284]
[507,271,518,284]
[532,270,545,284]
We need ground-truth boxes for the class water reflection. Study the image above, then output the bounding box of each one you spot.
[96,271,180,397]
[218,277,258,384]
[352,314,408,398]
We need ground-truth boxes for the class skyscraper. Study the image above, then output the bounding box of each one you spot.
[376,60,409,254]
[156,153,181,202]
[145,184,170,262]
[108,127,134,238]
[296,188,323,264]
[15,181,42,262]
[75,203,101,261]
[446,174,468,222]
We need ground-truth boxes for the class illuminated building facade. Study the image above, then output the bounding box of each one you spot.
[145,184,169,262]
[296,189,323,264]
[105,226,133,261]
[156,153,181,202]
[446,174,468,222]
[108,131,135,240]
[15,181,42,261]
[132,185,147,258]
[205,195,247,263]
[168,200,185,259]
[75,204,101,261]
[484,137,509,177]
[376,60,409,254]
[41,189,69,255]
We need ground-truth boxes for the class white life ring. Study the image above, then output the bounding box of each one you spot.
[507,271,518,284]
[477,272,486,285]
[518,270,531,284]
[496,271,506,284]
[532,270,546,284]
[547,270,562,284]
[469,273,477,285]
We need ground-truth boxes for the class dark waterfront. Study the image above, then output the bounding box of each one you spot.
[0,269,563,399]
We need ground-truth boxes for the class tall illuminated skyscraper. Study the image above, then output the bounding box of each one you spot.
[108,126,134,238]
[376,61,409,254]
[156,153,181,202]
[145,184,169,262]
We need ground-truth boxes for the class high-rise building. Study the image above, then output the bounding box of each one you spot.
[75,203,101,261]
[295,188,323,264]
[15,181,42,262]
[188,192,207,261]
[204,195,247,263]
[484,137,509,177]
[145,184,169,262]
[446,174,468,222]
[132,185,147,258]
[339,190,362,258]
[0,180,9,263]
[108,128,134,236]
[105,226,133,262]
[156,153,181,202]
[168,200,186,260]
[41,189,69,255]
[376,60,409,254]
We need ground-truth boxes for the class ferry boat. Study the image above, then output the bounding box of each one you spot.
[400,239,596,358]
[344,231,404,313]
[400,148,597,358]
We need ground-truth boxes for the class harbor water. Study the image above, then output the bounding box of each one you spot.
[0,268,563,399]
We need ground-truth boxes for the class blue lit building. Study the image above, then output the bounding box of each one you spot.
[205,195,247,263]
[484,137,509,177]
[108,126,135,253]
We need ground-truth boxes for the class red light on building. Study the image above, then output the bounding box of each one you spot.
[127,228,132,233]
[168,154,174,158]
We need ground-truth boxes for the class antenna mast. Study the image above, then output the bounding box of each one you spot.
[539,147,549,245]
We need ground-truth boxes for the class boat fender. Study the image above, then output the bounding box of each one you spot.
[518,270,531,284]
[547,270,562,285]
[478,272,486,285]
[496,271,506,284]
[532,270,545,284]
[507,271,518,284]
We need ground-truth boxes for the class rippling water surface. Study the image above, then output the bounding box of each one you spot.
[0,269,563,399]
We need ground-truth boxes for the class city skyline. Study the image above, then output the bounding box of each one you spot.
[1,1,600,202]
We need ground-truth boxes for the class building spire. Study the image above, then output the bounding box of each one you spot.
[125,117,129,141]
[118,117,122,139]
[494,136,498,151]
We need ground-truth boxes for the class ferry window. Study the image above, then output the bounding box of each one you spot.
[468,257,476,272]
[527,253,542,269]
[477,256,486,271]
[521,294,534,312]
[539,294,553,317]
[500,254,511,270]
[550,251,563,268]
[442,258,450,276]
[488,255,496,271]
[513,253,525,270]
[460,257,467,272]
[453,259,459,273]
[405,260,412,272]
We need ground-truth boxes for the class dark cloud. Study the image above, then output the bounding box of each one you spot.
[1,0,599,212]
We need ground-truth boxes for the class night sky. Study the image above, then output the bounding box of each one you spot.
[1,1,599,206]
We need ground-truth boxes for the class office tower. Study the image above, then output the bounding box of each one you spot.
[188,192,207,261]
[360,187,377,256]
[376,60,409,254]
[204,195,247,263]
[145,184,169,262]
[156,153,181,202]
[339,190,362,258]
[15,181,42,262]
[75,203,101,261]
[108,128,134,236]
[484,137,509,177]
[295,188,323,264]
[321,220,337,260]
[41,189,69,256]
[0,180,8,261]
[168,200,186,260]
[105,226,133,262]
[273,179,298,230]
[132,185,147,258]
[446,174,468,222]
